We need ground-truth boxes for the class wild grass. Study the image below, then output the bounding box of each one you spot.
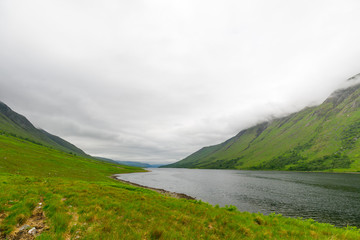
[0,134,359,239]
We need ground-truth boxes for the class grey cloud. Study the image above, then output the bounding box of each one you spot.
[1,0,360,164]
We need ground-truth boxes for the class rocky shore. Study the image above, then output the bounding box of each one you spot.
[111,175,195,200]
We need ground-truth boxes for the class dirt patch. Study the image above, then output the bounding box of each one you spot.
[8,202,48,240]
[111,175,195,200]
[64,207,80,240]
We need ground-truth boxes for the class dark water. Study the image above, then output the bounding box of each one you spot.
[115,168,360,227]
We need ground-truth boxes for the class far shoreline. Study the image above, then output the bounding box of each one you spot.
[160,167,360,174]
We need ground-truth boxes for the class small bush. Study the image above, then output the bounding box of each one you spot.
[224,205,237,212]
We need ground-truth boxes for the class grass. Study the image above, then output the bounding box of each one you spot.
[0,134,359,239]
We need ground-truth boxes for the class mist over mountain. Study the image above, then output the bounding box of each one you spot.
[163,75,360,172]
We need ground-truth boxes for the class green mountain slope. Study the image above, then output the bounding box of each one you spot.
[0,101,87,156]
[164,79,360,172]
[0,103,359,239]
[2,130,359,239]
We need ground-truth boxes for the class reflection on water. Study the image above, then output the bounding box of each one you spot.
[115,169,360,227]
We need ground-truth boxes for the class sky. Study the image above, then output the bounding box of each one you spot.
[1,0,360,164]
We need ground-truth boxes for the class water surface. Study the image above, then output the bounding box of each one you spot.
[115,168,360,227]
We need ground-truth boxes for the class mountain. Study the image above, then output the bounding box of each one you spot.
[94,157,163,168]
[114,161,163,168]
[0,101,87,156]
[0,106,355,240]
[163,75,360,172]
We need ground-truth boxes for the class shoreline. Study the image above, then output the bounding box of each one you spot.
[110,174,195,200]
[163,167,360,174]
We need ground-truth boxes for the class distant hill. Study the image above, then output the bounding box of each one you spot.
[94,157,163,168]
[116,161,163,168]
[0,101,87,156]
[163,74,360,172]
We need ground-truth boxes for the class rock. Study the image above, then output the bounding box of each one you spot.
[19,224,30,231]
[28,227,37,235]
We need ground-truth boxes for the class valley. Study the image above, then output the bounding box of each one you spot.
[0,101,359,239]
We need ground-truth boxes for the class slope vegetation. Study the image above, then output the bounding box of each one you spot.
[1,102,359,239]
[0,101,86,156]
[165,81,360,172]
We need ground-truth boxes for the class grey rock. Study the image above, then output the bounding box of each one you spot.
[28,227,37,235]
[19,224,30,231]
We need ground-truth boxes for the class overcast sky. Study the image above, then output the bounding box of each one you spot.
[1,0,360,164]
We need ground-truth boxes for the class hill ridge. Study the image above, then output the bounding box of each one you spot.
[163,78,360,171]
[0,101,87,156]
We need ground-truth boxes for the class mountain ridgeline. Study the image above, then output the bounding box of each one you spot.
[0,101,87,156]
[164,77,360,172]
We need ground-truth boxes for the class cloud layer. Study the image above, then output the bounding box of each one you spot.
[1,0,360,164]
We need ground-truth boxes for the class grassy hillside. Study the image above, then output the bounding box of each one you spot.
[1,122,359,238]
[164,83,360,172]
[0,101,87,156]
